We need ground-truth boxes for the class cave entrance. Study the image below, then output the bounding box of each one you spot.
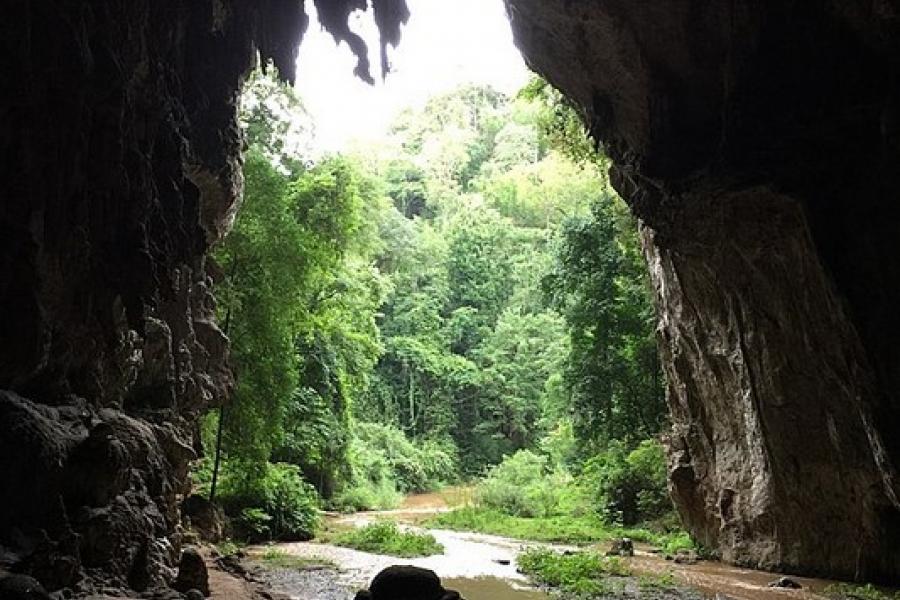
[200,0,672,589]
[5,0,900,594]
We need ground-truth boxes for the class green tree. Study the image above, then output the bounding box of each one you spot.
[543,195,665,451]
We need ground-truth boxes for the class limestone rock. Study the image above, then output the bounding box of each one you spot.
[0,575,52,600]
[172,549,208,597]
[505,0,900,582]
[181,497,225,544]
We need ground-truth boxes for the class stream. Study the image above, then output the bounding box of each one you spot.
[249,490,851,600]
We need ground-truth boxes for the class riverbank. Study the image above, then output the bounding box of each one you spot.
[233,489,892,600]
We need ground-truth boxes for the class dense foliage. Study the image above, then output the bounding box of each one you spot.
[196,70,677,544]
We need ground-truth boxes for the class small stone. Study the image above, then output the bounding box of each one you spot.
[768,577,802,589]
[673,549,698,565]
[492,559,511,565]
[184,589,205,600]
[605,537,634,557]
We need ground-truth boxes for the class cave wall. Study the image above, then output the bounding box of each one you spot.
[505,0,900,582]
[0,0,307,593]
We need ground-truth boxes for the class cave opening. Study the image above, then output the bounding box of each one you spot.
[1,0,900,598]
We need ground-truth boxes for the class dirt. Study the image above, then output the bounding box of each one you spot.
[629,550,841,600]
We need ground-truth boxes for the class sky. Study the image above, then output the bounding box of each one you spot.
[294,0,531,152]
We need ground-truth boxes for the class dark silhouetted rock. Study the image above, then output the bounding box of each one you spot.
[184,589,206,600]
[0,575,51,600]
[353,566,462,600]
[768,577,802,589]
[172,548,209,597]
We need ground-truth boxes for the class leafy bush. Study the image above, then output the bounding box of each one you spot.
[333,521,444,557]
[580,439,670,526]
[218,462,321,542]
[825,584,900,600]
[236,508,273,540]
[659,530,695,555]
[355,422,456,493]
[332,422,456,511]
[476,449,571,517]
[518,548,629,596]
[332,478,402,513]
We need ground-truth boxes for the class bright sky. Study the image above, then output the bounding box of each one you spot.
[295,0,531,152]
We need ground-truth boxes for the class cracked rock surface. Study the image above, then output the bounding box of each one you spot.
[506,0,900,581]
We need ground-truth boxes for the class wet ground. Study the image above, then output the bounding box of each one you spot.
[248,489,861,600]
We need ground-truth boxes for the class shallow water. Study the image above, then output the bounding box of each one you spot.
[443,576,550,600]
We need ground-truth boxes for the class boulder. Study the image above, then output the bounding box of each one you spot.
[172,548,208,597]
[0,575,52,600]
[354,566,462,600]
[181,496,225,543]
[768,577,802,589]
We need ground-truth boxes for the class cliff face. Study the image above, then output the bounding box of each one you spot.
[0,0,308,593]
[505,0,900,582]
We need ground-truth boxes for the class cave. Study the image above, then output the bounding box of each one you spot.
[1,0,899,595]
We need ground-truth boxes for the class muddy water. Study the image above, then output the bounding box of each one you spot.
[275,527,550,584]
[443,577,550,600]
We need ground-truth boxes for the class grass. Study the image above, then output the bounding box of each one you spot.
[517,547,630,597]
[426,506,697,552]
[214,540,244,556]
[825,584,900,600]
[426,506,611,544]
[259,547,337,570]
[330,521,444,558]
[638,572,678,591]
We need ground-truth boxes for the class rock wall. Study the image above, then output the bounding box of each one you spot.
[0,0,308,594]
[505,0,900,582]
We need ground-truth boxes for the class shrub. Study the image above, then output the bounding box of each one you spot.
[518,548,629,596]
[354,422,456,493]
[825,584,900,600]
[581,439,670,526]
[236,508,273,540]
[331,430,402,511]
[333,521,444,557]
[332,478,402,513]
[475,449,571,517]
[332,422,457,511]
[218,462,320,542]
